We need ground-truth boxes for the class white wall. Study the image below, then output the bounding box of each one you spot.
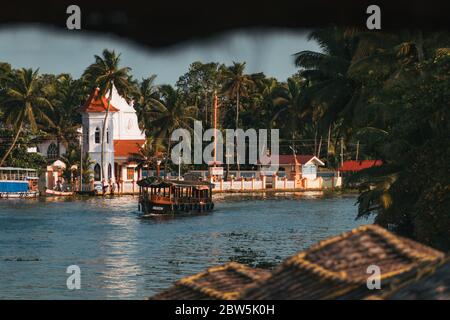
[108,85,145,141]
[82,112,115,181]
[37,140,67,158]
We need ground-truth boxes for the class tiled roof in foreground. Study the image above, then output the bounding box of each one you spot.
[366,257,450,300]
[149,262,271,300]
[239,225,444,300]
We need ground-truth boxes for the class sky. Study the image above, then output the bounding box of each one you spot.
[0,25,320,85]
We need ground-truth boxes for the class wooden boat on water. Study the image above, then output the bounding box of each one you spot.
[0,167,39,199]
[45,189,74,197]
[137,177,214,215]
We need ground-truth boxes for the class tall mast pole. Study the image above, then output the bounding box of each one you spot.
[213,91,218,167]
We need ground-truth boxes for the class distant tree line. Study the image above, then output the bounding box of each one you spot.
[0,27,449,250]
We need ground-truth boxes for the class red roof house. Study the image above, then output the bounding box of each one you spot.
[258,155,325,180]
[339,160,382,172]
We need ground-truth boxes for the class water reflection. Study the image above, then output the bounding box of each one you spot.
[99,214,141,299]
[0,193,371,299]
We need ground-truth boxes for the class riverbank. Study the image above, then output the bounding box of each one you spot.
[212,187,359,195]
[48,187,359,197]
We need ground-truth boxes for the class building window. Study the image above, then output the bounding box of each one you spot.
[127,167,135,180]
[106,128,110,144]
[95,127,100,144]
[94,164,101,181]
[47,143,58,160]
[108,164,112,180]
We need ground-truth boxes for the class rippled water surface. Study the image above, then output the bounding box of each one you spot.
[0,192,371,299]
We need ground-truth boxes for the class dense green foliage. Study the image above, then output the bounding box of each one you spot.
[0,29,449,249]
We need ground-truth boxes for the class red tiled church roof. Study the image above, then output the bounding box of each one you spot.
[339,160,382,172]
[79,87,119,113]
[114,139,145,157]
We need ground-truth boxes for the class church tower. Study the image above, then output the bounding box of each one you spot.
[79,87,118,182]
[79,86,145,189]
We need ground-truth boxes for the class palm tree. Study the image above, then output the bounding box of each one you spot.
[144,85,197,177]
[44,75,83,158]
[132,74,160,133]
[0,62,11,90]
[294,27,362,139]
[127,137,165,175]
[240,75,278,129]
[80,153,95,184]
[82,49,133,181]
[221,62,255,129]
[221,62,255,174]
[60,144,80,184]
[272,78,309,135]
[0,68,54,167]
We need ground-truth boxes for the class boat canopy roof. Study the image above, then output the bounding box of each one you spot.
[138,177,214,188]
[0,167,37,171]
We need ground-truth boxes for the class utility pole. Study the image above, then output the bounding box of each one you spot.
[356,141,360,161]
[178,153,181,180]
[327,125,332,155]
[213,91,218,165]
[340,137,344,167]
[80,132,83,192]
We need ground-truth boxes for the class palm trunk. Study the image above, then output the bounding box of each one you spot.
[314,126,318,155]
[57,137,61,159]
[416,30,424,63]
[327,124,332,163]
[0,122,23,167]
[236,90,240,176]
[317,135,323,158]
[236,91,239,129]
[204,91,208,127]
[416,30,425,77]
[101,86,113,181]
[164,138,172,179]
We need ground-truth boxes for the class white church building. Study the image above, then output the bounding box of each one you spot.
[37,86,146,192]
[78,86,146,191]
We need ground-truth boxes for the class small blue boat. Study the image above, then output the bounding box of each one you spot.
[0,167,39,198]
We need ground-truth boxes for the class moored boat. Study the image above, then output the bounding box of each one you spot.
[137,177,214,215]
[0,167,39,199]
[45,189,74,197]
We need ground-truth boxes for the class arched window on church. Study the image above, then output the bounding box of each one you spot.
[95,127,100,144]
[106,128,110,144]
[94,164,101,181]
[47,143,58,160]
[108,164,112,180]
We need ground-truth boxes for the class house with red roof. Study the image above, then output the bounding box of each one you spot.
[338,160,382,173]
[258,154,325,180]
[79,86,146,191]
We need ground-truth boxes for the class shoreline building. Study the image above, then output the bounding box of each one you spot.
[78,86,146,191]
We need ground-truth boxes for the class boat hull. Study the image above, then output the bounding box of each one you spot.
[45,189,74,197]
[0,191,39,199]
[139,200,214,215]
